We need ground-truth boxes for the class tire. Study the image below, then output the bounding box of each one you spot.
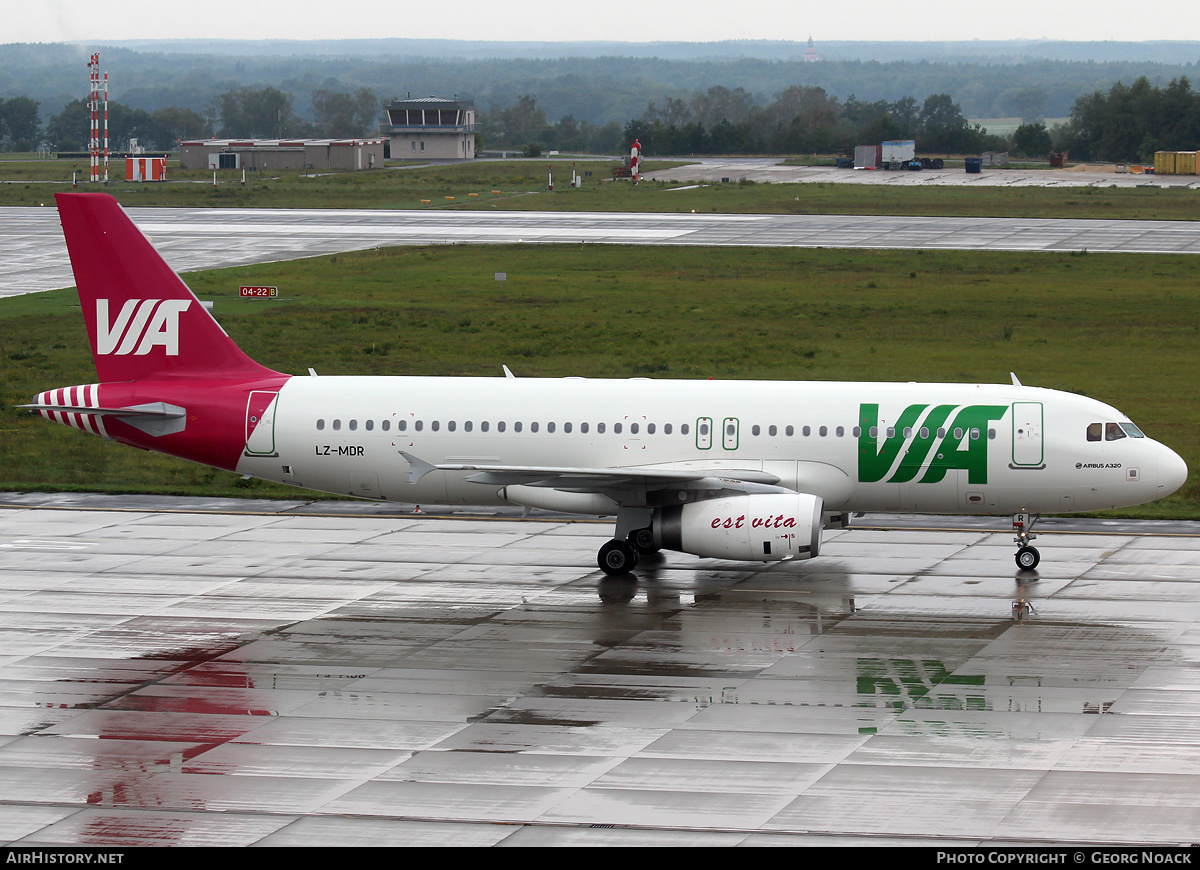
[629,527,658,553]
[599,539,639,575]
[1015,546,1041,571]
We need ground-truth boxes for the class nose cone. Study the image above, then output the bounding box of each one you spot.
[1158,446,1189,498]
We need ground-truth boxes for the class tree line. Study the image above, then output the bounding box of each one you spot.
[4,86,383,152]
[1057,76,1200,162]
[481,88,1033,157]
[4,75,1197,162]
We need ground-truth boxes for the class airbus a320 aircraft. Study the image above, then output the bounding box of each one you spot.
[24,193,1189,575]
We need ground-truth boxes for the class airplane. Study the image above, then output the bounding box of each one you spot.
[22,192,1189,575]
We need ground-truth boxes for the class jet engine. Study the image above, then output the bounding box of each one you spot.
[654,493,824,562]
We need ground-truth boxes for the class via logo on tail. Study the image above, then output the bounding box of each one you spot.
[96,299,192,356]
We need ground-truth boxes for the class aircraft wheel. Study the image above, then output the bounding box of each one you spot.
[599,539,639,575]
[1015,546,1041,571]
[628,527,658,553]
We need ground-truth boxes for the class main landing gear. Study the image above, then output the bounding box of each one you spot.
[1013,512,1041,571]
[598,513,659,576]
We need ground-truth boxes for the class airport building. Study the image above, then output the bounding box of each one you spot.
[179,138,386,171]
[382,96,475,159]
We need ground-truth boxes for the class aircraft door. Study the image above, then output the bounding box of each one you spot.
[245,391,278,456]
[1012,402,1044,467]
[722,417,739,450]
[696,417,713,450]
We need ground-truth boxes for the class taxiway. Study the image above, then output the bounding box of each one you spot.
[1,494,1199,845]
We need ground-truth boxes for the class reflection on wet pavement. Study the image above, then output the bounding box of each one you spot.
[2,503,1199,845]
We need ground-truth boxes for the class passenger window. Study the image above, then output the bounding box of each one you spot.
[614,423,622,434]
[769,425,777,436]
[415,420,423,431]
[531,422,538,433]
[514,422,522,432]
[681,423,689,435]
[787,425,795,436]
[448,421,455,432]
[497,421,505,432]
[398,420,407,431]
[581,422,589,433]
[431,421,439,431]
[597,422,605,434]
[349,420,357,431]
[317,419,325,431]
[547,422,555,433]
[664,423,672,434]
[366,420,374,431]
[819,426,827,437]
[481,421,489,432]
[564,422,572,433]
[333,419,341,431]
[836,426,844,437]
[630,423,638,434]
[465,421,472,432]
[752,425,761,436]
[647,423,655,434]
[1105,422,1126,441]
[382,420,390,431]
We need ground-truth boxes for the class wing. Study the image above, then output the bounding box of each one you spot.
[398,451,792,504]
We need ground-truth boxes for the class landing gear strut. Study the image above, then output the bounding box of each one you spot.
[1013,512,1041,571]
[598,508,656,576]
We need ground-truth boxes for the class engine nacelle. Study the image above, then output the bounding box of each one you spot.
[655,493,824,562]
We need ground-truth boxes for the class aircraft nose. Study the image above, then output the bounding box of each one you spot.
[1158,446,1188,497]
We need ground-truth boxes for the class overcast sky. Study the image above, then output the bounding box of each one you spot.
[16,0,1200,45]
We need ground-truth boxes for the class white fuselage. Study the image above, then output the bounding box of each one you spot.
[235,376,1185,516]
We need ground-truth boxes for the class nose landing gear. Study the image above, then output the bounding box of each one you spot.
[1013,512,1041,571]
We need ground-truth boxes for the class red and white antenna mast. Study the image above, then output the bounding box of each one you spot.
[87,53,109,184]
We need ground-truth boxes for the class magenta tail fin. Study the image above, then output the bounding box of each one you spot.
[55,192,283,382]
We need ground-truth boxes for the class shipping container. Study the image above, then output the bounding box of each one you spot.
[853,144,879,170]
[1175,151,1196,175]
[1155,151,1177,175]
[881,139,915,169]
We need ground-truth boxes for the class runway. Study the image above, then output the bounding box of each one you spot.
[6,199,1200,298]
[2,493,1199,845]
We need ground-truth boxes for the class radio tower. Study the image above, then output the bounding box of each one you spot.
[87,53,109,184]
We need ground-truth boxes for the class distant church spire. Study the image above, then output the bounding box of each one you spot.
[803,36,820,63]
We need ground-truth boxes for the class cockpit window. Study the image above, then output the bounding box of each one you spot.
[1119,422,1145,438]
[1105,422,1126,441]
[1087,423,1102,442]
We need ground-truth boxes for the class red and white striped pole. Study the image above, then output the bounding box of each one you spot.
[103,69,109,184]
[88,54,98,183]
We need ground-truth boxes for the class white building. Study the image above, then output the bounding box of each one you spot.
[383,97,475,159]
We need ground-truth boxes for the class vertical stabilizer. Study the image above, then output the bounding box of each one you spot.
[55,192,283,382]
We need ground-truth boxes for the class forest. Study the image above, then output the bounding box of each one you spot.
[1,40,1198,161]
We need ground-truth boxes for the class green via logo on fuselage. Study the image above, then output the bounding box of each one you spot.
[858,403,1008,485]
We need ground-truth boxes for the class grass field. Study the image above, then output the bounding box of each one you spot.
[2,242,1197,517]
[3,155,1200,221]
